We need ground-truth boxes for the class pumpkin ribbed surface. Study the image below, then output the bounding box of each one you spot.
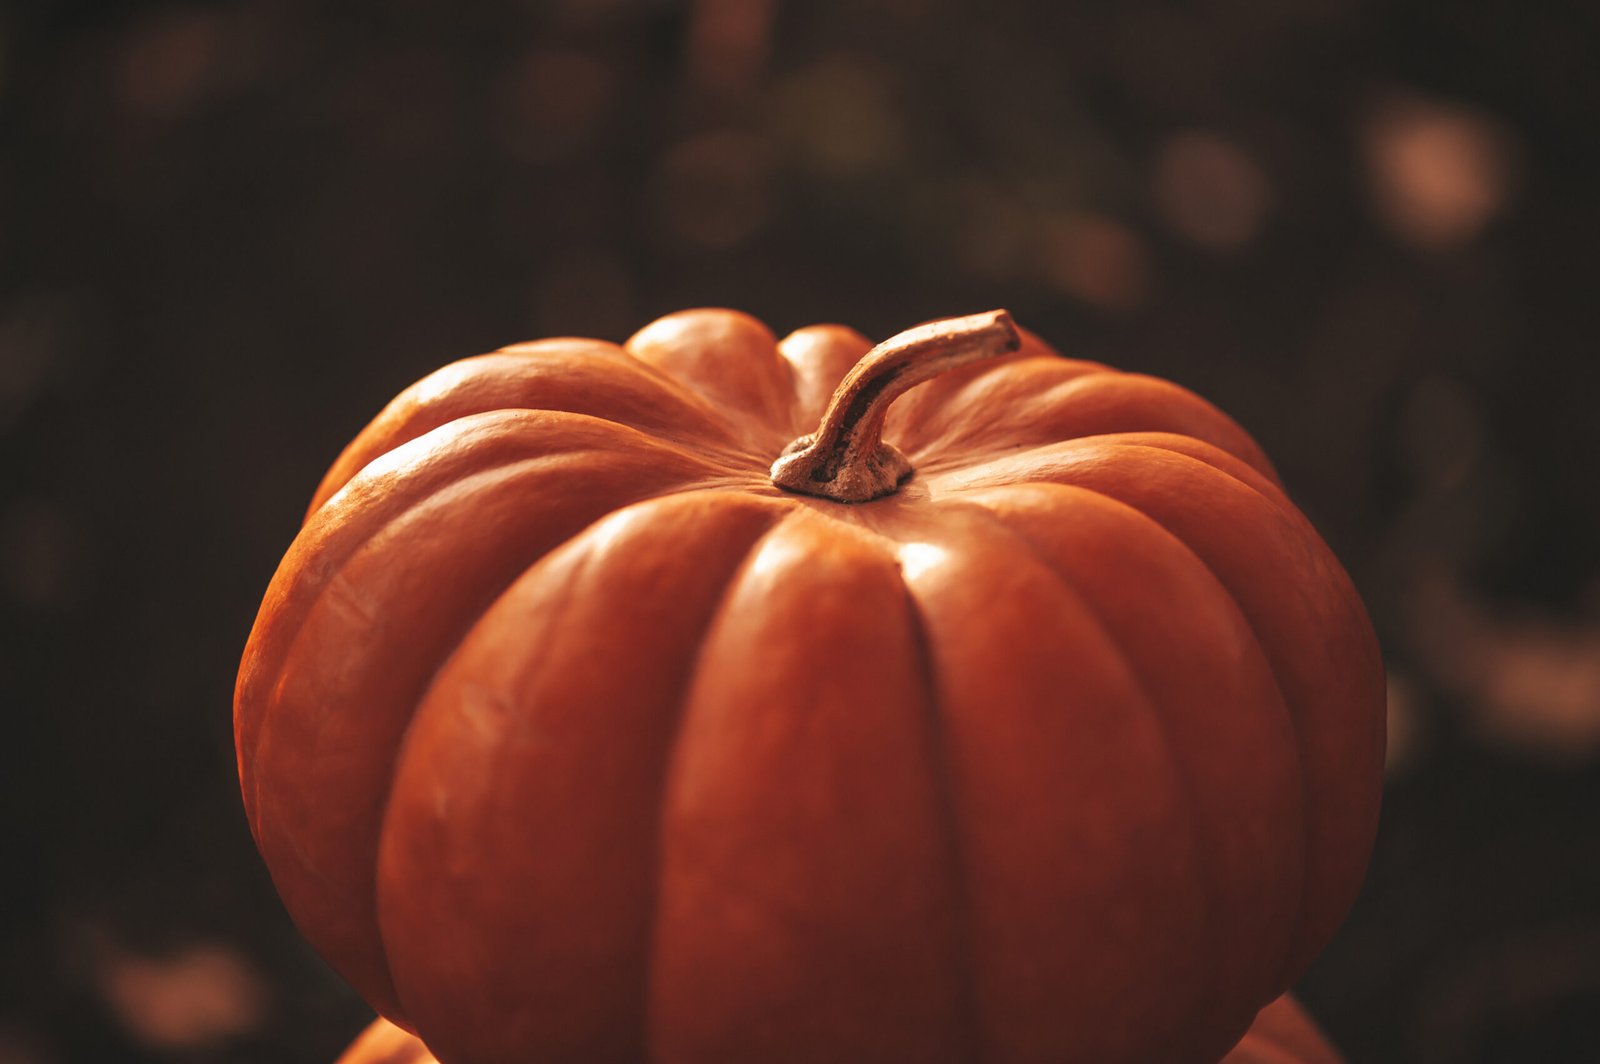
[238,310,1383,1064]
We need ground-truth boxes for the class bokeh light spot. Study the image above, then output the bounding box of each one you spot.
[1153,130,1274,251]
[1037,212,1150,313]
[1363,92,1515,250]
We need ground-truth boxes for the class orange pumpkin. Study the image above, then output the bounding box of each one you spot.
[335,1016,436,1064]
[238,310,1384,1063]
[1223,995,1345,1064]
[334,994,1344,1064]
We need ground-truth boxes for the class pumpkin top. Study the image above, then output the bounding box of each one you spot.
[769,310,1021,502]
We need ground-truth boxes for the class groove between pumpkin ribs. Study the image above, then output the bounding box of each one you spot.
[363,486,793,1056]
[644,509,1002,1060]
[895,574,985,1064]
[246,409,753,767]
[1085,441,1324,989]
[607,345,793,461]
[639,506,802,1062]
[958,499,1230,1056]
[385,486,787,1043]
[963,442,1316,992]
[897,360,1118,469]
[252,453,756,1023]
[247,431,724,822]
[246,446,593,825]
[623,312,801,452]
[311,351,770,513]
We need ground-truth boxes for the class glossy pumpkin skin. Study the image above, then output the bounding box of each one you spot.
[336,994,1343,1064]
[237,310,1384,1064]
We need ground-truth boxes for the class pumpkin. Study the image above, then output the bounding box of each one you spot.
[335,1016,436,1064]
[334,994,1344,1064]
[238,310,1384,1064]
[1223,995,1345,1064]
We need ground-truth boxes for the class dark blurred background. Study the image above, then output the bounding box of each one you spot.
[3,1,1598,1061]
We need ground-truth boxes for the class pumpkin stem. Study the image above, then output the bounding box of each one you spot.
[771,310,1021,502]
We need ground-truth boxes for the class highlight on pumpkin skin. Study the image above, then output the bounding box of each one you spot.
[897,541,949,581]
[770,309,1022,502]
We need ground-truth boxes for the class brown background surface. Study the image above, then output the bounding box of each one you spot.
[3,1,1598,1061]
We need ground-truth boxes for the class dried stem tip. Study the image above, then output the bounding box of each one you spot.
[770,309,1021,503]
